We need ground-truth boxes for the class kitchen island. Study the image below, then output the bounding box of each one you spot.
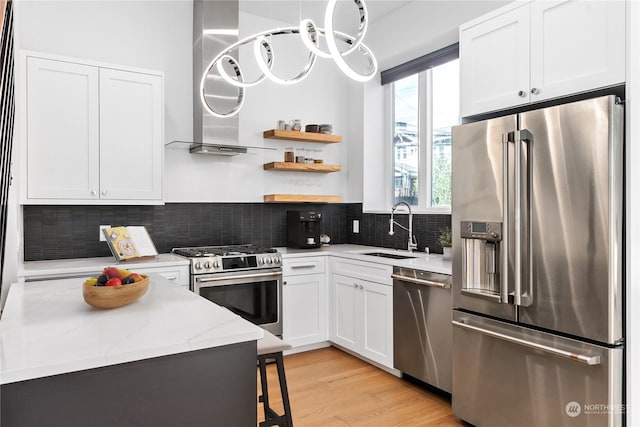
[0,274,263,426]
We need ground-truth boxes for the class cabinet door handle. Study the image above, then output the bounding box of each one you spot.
[283,281,288,285]
[101,190,108,196]
[518,90,526,97]
[91,190,97,196]
[531,87,539,95]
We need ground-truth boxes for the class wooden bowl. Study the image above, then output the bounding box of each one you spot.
[83,275,149,309]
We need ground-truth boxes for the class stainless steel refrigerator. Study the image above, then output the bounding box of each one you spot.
[451,95,624,427]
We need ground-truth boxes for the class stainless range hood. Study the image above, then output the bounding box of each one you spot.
[188,143,247,156]
[170,0,258,156]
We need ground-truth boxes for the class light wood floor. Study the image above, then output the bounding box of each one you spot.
[258,346,468,426]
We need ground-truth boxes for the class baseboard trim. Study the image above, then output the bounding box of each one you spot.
[284,341,331,356]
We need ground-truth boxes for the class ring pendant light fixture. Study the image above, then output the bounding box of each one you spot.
[200,0,378,118]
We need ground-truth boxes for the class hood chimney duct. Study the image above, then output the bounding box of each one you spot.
[193,0,240,148]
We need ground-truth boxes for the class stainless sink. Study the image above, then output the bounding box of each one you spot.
[361,252,416,260]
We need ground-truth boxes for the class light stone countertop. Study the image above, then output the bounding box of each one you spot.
[18,245,452,278]
[0,274,263,385]
[18,253,189,281]
[277,244,452,275]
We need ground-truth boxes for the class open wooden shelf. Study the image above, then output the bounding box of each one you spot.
[263,129,342,143]
[264,194,343,203]
[263,162,341,173]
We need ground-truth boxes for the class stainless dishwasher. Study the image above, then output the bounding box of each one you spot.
[392,266,452,393]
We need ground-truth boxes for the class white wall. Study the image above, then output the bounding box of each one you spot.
[9,0,509,210]
[14,0,193,144]
[2,0,192,291]
[626,1,639,424]
[349,0,509,207]
[360,79,388,211]
[366,0,510,71]
[346,80,364,203]
[164,11,351,202]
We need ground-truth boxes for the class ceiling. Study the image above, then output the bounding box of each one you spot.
[239,0,413,28]
[357,0,413,23]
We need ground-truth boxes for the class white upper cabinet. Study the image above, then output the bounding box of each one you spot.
[26,58,101,200]
[460,0,625,117]
[460,4,530,117]
[22,53,164,204]
[529,0,625,101]
[99,68,162,201]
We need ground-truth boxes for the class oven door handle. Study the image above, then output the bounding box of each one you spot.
[195,271,283,283]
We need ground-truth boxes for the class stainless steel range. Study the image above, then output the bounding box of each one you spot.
[172,244,283,335]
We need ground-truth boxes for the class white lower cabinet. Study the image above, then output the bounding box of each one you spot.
[282,257,326,348]
[360,279,393,366]
[331,274,359,350]
[329,259,394,369]
[19,255,190,289]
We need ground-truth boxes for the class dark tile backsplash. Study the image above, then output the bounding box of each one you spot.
[23,203,451,261]
[345,204,451,254]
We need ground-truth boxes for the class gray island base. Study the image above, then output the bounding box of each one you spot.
[1,340,257,427]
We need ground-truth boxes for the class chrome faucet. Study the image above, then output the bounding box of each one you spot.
[389,201,418,252]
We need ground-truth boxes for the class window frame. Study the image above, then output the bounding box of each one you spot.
[385,65,454,215]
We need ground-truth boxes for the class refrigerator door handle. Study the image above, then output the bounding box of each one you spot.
[514,129,533,307]
[452,320,601,365]
[502,132,511,304]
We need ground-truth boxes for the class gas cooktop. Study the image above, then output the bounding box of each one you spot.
[172,244,281,274]
[172,244,278,258]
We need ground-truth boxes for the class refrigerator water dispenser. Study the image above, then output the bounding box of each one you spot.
[460,221,503,301]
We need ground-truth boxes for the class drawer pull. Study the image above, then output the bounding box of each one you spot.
[290,264,317,269]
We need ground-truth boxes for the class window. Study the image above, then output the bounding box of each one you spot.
[384,45,459,212]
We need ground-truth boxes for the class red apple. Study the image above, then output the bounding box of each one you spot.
[105,277,122,287]
[103,266,121,279]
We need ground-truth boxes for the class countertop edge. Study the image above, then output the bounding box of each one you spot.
[278,244,452,275]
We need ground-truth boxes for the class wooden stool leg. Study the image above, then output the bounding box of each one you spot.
[258,356,271,422]
[275,353,293,427]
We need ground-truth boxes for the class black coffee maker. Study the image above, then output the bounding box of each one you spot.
[287,210,322,249]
